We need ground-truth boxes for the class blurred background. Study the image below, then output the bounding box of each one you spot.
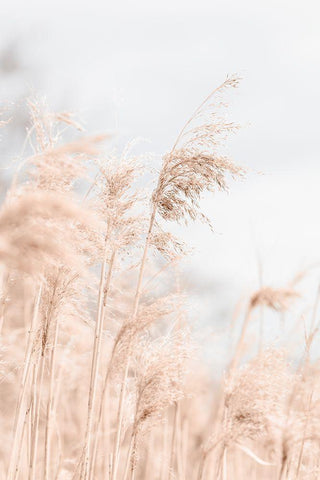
[1,0,320,367]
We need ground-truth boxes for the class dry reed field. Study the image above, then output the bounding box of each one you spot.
[1,76,319,480]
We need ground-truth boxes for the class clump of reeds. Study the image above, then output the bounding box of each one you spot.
[0,79,318,480]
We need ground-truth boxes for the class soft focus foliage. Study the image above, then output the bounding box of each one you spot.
[0,85,319,480]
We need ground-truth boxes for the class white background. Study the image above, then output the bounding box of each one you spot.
[1,0,320,364]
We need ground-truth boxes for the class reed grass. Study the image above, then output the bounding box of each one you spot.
[0,79,319,480]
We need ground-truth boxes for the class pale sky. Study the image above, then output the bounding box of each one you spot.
[1,0,320,353]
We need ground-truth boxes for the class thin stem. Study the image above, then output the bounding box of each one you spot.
[88,250,117,480]
[181,417,189,479]
[82,235,110,480]
[295,388,314,479]
[122,433,134,480]
[111,206,157,480]
[7,284,42,480]
[29,351,46,480]
[170,84,226,154]
[169,403,179,479]
[13,400,32,480]
[44,314,60,480]
[161,420,169,480]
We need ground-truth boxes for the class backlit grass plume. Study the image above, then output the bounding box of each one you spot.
[153,75,244,226]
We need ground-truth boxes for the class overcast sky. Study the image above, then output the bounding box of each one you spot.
[1,0,320,349]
